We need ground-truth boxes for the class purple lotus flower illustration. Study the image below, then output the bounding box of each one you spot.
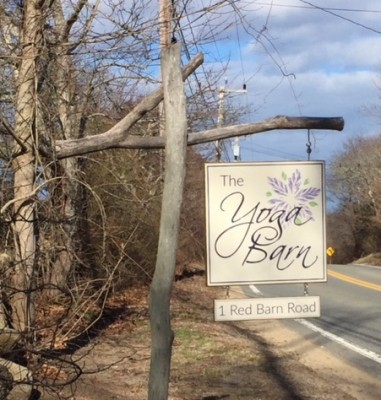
[266,169,320,224]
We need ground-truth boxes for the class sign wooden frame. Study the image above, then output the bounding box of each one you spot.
[205,161,327,286]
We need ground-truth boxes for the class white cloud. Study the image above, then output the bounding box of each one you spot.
[210,0,381,162]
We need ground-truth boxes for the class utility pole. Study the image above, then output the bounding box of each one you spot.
[216,78,247,161]
[159,0,172,48]
[159,0,173,138]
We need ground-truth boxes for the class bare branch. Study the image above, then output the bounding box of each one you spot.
[55,52,204,158]
[0,117,28,153]
[187,115,345,145]
[61,0,88,42]
[55,115,344,159]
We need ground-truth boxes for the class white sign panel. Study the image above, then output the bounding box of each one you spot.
[205,162,326,285]
[214,296,321,321]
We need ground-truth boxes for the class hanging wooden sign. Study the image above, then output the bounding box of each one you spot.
[205,161,327,286]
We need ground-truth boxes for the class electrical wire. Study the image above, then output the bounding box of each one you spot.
[256,2,381,14]
[241,141,304,161]
[174,1,379,164]
[299,0,381,35]
[233,6,246,88]
[177,0,224,130]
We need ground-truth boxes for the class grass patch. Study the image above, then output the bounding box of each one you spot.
[170,319,266,399]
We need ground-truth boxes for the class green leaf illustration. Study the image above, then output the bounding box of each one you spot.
[304,178,309,185]
[266,192,272,197]
[282,171,287,180]
[309,201,318,207]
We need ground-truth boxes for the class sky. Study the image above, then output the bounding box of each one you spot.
[208,0,381,164]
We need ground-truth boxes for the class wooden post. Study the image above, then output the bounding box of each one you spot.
[148,42,187,400]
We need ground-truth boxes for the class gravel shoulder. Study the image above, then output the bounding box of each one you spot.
[55,274,381,400]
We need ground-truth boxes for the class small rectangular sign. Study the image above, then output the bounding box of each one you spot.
[214,296,321,321]
[205,162,326,285]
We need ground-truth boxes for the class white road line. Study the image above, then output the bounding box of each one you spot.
[296,319,381,365]
[246,285,381,366]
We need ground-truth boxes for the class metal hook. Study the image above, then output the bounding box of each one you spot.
[304,282,309,296]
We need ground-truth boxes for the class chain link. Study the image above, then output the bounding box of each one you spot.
[304,129,312,296]
[306,129,312,161]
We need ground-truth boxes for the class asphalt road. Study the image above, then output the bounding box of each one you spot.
[242,264,381,377]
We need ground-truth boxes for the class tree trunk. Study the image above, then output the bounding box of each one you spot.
[11,0,43,332]
[148,43,187,400]
[45,1,80,298]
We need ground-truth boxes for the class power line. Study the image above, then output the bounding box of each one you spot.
[235,19,246,87]
[298,0,381,35]
[256,2,381,13]
[241,142,305,161]
[255,1,381,35]
[176,1,219,130]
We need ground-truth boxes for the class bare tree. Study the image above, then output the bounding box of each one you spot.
[329,136,381,259]
[11,0,43,334]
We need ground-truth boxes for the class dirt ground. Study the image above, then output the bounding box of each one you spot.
[50,273,381,400]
